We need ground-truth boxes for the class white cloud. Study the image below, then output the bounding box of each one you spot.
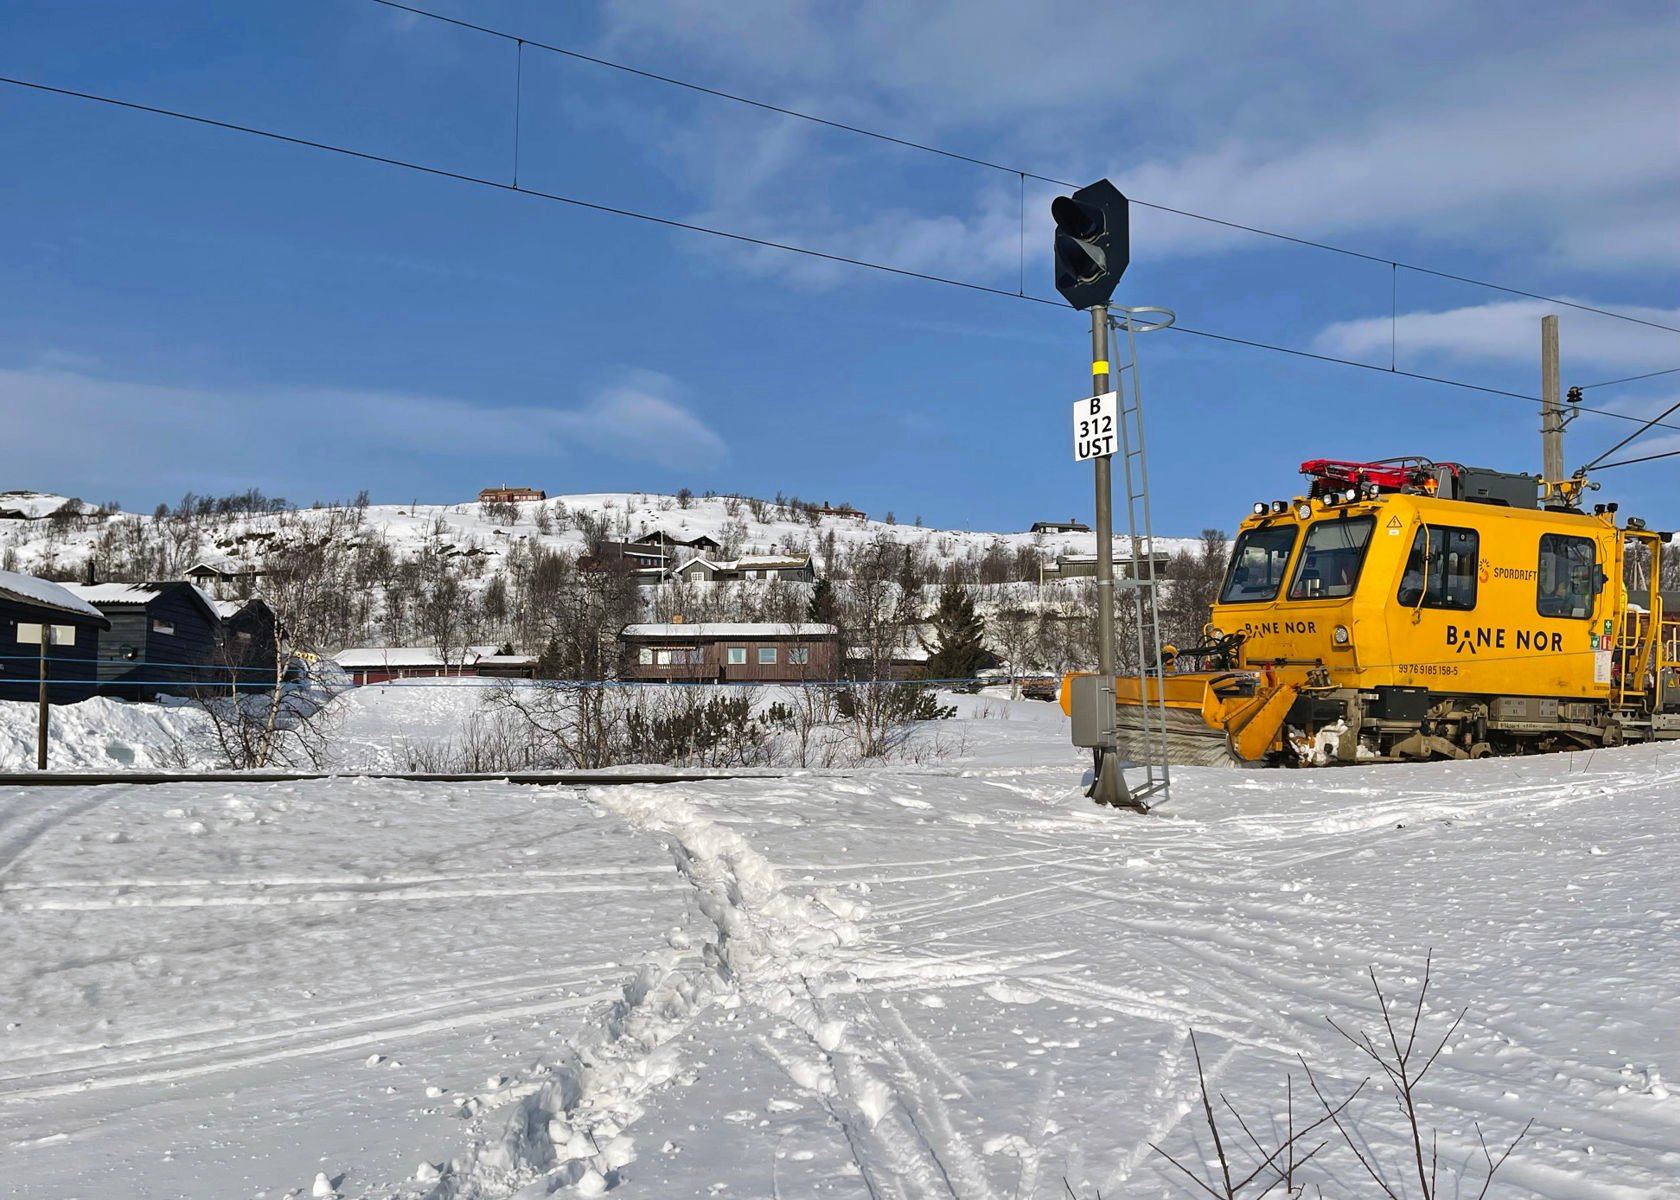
[690,177,1027,290]
[1313,298,1680,372]
[329,370,725,470]
[0,366,727,498]
[592,3,1680,272]
[1111,73,1680,265]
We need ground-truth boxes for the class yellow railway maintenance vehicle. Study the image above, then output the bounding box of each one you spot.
[1064,457,1680,766]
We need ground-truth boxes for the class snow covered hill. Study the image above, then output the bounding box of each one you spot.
[0,489,1201,595]
[1,693,1676,1199]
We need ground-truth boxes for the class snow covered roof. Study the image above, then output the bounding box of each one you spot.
[735,554,812,568]
[184,557,254,576]
[0,569,108,623]
[58,581,232,628]
[622,623,837,639]
[675,553,812,574]
[331,645,502,669]
[62,582,169,606]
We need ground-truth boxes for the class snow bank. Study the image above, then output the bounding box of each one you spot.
[0,696,222,770]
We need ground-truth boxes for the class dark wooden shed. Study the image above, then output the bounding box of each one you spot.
[212,597,280,689]
[64,581,223,700]
[0,570,111,704]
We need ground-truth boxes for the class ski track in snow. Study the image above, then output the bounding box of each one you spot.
[394,782,1022,1200]
[0,788,116,879]
[0,968,623,1102]
[363,757,1680,1198]
[5,738,1680,1197]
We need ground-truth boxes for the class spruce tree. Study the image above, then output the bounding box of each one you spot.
[922,583,989,681]
[807,577,839,626]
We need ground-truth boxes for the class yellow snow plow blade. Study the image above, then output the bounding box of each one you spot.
[1061,670,1299,765]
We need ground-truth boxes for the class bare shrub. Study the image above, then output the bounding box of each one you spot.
[1145,954,1531,1200]
[834,681,955,760]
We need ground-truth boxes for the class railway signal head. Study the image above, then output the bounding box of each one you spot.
[1052,178,1130,310]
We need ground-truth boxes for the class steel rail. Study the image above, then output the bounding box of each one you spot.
[0,769,781,788]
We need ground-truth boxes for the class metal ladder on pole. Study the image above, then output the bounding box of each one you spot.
[1108,306,1175,807]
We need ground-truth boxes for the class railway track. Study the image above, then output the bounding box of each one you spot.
[0,769,779,788]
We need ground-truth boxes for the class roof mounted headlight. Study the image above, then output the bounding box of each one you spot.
[1343,487,1359,503]
[1295,503,1313,520]
[1253,501,1268,516]
[1270,500,1287,515]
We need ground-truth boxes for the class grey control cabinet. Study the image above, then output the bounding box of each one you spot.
[1068,674,1117,749]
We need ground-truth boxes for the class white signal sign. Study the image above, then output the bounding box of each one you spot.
[1074,390,1118,462]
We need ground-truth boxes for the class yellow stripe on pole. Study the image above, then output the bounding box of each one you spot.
[1092,360,1109,375]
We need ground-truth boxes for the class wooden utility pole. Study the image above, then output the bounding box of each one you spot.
[36,631,48,770]
[1541,314,1563,492]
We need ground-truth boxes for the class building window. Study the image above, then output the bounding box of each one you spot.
[758,647,778,665]
[1538,534,1597,619]
[639,648,654,665]
[788,647,809,665]
[152,619,175,635]
[727,647,747,665]
[1396,526,1479,611]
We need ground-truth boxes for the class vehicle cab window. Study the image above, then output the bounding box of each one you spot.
[1219,525,1298,603]
[1537,534,1597,619]
[1288,517,1374,600]
[1397,525,1479,610]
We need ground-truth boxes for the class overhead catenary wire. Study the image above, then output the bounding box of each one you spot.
[1579,397,1680,472]
[367,0,1680,341]
[1579,365,1680,390]
[1592,446,1680,472]
[4,72,1680,440]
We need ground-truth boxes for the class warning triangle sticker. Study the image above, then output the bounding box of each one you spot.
[1386,516,1402,529]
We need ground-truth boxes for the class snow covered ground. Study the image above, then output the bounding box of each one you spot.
[2,695,1679,1198]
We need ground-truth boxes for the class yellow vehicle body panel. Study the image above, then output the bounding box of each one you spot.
[1215,495,1620,700]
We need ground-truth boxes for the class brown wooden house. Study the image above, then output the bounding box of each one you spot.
[479,486,546,503]
[621,622,838,683]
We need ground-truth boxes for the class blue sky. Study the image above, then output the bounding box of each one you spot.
[1,0,1676,535]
